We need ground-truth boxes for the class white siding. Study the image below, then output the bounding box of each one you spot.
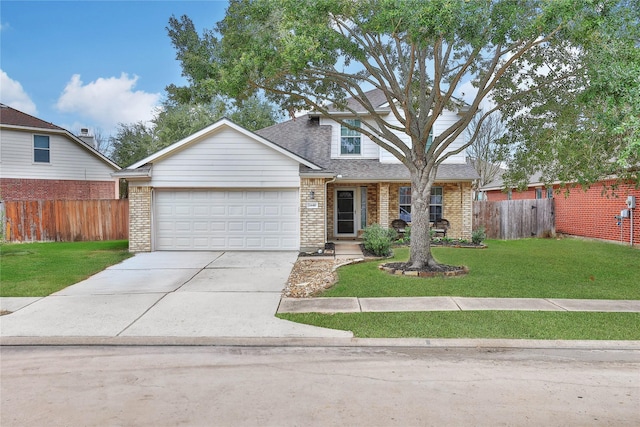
[321,109,468,164]
[379,109,468,164]
[149,127,301,188]
[322,117,380,159]
[0,129,117,180]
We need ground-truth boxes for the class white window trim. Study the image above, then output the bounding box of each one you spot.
[33,134,51,164]
[340,119,362,156]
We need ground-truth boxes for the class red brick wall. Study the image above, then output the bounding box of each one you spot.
[485,181,640,245]
[1,178,117,201]
[554,181,640,246]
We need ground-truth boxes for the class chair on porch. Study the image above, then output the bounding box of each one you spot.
[431,218,450,238]
[391,219,408,238]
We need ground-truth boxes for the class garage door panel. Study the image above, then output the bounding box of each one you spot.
[155,190,299,250]
[246,222,262,232]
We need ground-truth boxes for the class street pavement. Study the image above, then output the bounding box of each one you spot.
[2,345,639,426]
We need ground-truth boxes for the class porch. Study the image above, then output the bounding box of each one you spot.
[299,178,473,252]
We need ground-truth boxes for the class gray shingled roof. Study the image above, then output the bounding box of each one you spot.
[256,114,479,181]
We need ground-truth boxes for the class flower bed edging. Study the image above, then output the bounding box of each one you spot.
[378,264,469,278]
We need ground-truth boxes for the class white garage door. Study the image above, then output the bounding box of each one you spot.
[155,190,299,250]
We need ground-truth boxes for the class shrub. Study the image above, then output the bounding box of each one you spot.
[472,226,486,245]
[398,225,411,244]
[362,224,397,256]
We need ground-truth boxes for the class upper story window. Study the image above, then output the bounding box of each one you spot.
[34,135,50,163]
[340,119,361,155]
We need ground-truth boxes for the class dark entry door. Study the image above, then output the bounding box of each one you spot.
[336,190,355,234]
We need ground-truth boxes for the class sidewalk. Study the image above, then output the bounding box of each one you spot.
[278,296,640,313]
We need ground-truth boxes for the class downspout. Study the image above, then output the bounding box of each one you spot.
[325,174,341,243]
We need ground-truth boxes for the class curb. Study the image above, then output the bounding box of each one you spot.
[2,336,640,350]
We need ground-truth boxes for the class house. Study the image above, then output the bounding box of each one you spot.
[0,104,120,201]
[116,89,479,252]
[481,174,640,246]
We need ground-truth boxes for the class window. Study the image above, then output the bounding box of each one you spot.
[360,187,367,229]
[546,187,554,199]
[426,128,433,151]
[399,186,411,221]
[340,119,361,155]
[507,190,513,200]
[398,186,443,222]
[429,187,443,222]
[535,188,543,199]
[34,135,50,163]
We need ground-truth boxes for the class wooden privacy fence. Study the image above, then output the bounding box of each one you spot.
[473,199,555,240]
[2,199,128,242]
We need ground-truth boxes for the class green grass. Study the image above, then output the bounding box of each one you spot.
[282,239,640,339]
[323,239,640,299]
[278,311,640,340]
[0,240,132,297]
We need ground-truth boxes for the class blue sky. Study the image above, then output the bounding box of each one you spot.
[1,1,229,136]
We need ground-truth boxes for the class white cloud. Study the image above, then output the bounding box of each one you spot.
[0,69,38,115]
[55,73,161,131]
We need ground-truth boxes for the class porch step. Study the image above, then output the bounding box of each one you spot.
[333,242,364,259]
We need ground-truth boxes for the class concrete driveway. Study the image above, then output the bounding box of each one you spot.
[0,251,352,338]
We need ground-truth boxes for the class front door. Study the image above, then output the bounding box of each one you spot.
[336,189,356,236]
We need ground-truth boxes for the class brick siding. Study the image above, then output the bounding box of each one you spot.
[486,181,640,245]
[300,178,326,250]
[128,186,152,252]
[325,180,473,240]
[1,178,116,201]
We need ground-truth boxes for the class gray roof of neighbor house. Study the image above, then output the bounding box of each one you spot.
[256,114,479,181]
[480,170,545,191]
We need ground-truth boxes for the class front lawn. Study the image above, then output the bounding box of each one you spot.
[0,240,132,297]
[279,239,640,340]
[324,239,640,299]
[278,311,640,340]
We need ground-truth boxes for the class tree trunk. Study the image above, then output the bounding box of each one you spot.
[407,166,442,270]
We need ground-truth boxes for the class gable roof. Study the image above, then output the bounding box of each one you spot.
[0,104,120,170]
[256,114,479,181]
[124,117,321,172]
[0,104,66,130]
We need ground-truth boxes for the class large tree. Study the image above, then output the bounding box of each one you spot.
[499,1,640,190]
[169,0,637,270]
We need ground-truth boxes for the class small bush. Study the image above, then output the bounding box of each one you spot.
[362,224,397,256]
[398,225,411,244]
[472,226,486,245]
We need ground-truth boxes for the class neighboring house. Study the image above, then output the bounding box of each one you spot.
[0,104,120,201]
[481,174,640,246]
[117,89,478,252]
